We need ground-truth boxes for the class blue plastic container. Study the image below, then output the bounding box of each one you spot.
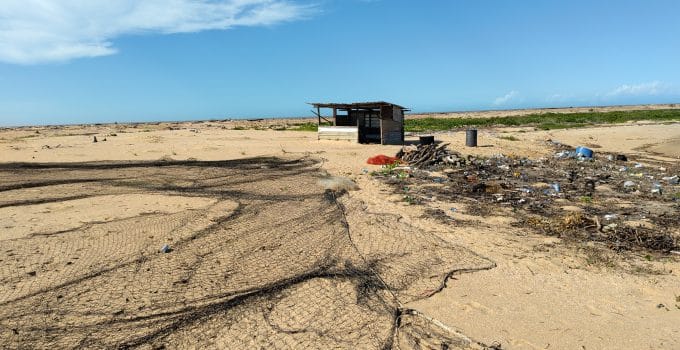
[575,146,593,158]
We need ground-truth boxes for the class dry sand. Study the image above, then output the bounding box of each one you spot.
[1,116,679,349]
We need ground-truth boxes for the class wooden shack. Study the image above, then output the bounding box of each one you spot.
[309,101,408,145]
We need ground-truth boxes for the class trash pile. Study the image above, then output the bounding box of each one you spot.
[372,141,680,254]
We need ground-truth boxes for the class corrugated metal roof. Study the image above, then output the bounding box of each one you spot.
[308,101,408,110]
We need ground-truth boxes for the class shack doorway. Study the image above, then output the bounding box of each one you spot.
[357,111,381,144]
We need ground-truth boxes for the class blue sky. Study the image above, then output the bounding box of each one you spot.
[1,0,679,126]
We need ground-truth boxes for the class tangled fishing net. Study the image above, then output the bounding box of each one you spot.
[0,158,494,349]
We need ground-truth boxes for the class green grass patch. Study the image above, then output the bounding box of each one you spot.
[579,196,593,204]
[537,122,588,130]
[287,122,319,132]
[405,109,680,132]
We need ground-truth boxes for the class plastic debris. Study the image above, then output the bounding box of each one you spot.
[604,214,617,221]
[575,146,593,158]
[651,183,663,195]
[432,177,446,183]
[662,175,679,184]
[623,180,636,188]
[634,163,644,169]
[160,244,171,253]
[554,150,573,159]
[551,183,561,192]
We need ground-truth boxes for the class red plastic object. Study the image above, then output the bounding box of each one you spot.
[367,155,400,165]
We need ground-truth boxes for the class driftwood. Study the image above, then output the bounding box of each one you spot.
[397,143,462,168]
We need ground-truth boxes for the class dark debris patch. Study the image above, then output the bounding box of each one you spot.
[372,142,680,254]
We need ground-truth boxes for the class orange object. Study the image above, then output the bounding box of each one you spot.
[367,155,400,165]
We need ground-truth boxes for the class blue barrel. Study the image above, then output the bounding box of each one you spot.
[575,146,593,158]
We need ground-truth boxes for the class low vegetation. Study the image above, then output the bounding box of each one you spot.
[228,109,680,133]
[405,109,680,132]
[286,122,321,132]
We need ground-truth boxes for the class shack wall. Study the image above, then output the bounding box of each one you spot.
[379,106,404,145]
[318,126,358,142]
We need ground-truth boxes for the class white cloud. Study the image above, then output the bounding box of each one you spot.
[493,90,519,105]
[0,0,313,64]
[605,81,669,97]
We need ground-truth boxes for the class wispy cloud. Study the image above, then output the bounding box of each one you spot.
[0,0,314,64]
[493,90,519,105]
[605,81,670,97]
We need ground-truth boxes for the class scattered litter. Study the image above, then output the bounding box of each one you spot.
[372,141,679,254]
[450,208,457,212]
[634,163,644,169]
[651,183,663,195]
[603,223,618,232]
[615,154,628,161]
[160,244,172,253]
[554,150,573,159]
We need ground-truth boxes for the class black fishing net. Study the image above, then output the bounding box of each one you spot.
[0,158,494,349]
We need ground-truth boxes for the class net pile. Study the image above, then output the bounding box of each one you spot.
[0,158,494,349]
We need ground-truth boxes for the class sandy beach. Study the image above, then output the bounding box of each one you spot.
[1,111,679,349]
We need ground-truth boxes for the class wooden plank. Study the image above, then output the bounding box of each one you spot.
[319,126,358,133]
